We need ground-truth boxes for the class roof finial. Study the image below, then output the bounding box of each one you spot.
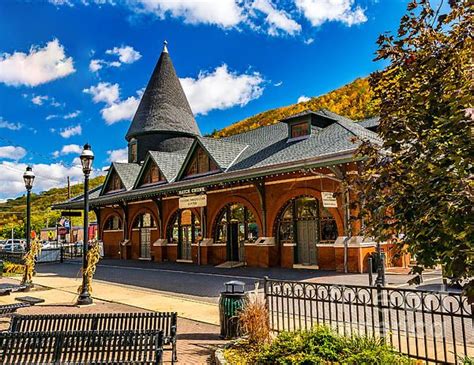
[163,40,168,54]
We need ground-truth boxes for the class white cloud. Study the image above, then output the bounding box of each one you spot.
[0,146,27,160]
[304,38,314,44]
[0,160,106,200]
[54,144,83,157]
[297,95,311,102]
[107,148,128,163]
[31,95,49,105]
[83,82,120,104]
[59,124,82,138]
[0,117,23,130]
[89,59,103,72]
[84,82,140,125]
[252,0,301,36]
[274,81,283,87]
[180,64,264,115]
[295,0,367,27]
[64,110,81,119]
[0,39,75,87]
[101,96,140,125]
[106,46,141,64]
[133,0,244,28]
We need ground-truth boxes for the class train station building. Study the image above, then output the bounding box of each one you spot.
[55,44,407,273]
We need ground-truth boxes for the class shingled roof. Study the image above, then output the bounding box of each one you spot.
[125,42,201,141]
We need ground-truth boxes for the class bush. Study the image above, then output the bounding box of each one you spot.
[3,261,24,275]
[224,326,415,365]
[238,285,270,345]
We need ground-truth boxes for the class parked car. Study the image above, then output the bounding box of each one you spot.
[2,239,25,252]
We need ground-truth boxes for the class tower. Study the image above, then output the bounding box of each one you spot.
[126,41,201,163]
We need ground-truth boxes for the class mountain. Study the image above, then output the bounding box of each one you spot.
[0,176,105,239]
[211,77,378,138]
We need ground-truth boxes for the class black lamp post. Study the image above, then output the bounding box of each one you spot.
[77,143,94,305]
[21,166,35,289]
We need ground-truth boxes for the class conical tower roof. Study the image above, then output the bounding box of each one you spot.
[126,42,201,141]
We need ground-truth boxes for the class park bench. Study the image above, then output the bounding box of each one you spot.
[9,311,178,363]
[0,303,30,316]
[0,329,164,364]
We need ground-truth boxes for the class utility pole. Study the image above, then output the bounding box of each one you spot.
[68,176,73,244]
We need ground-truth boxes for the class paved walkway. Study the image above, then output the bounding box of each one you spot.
[0,278,225,364]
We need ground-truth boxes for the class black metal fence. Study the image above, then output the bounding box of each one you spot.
[263,277,473,364]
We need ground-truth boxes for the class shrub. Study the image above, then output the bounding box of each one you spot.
[3,261,24,275]
[225,326,415,365]
[238,284,270,345]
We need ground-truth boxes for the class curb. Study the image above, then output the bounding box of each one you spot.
[214,347,227,365]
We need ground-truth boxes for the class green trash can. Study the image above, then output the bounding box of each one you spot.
[219,281,247,339]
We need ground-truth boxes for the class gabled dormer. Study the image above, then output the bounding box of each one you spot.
[182,143,220,179]
[100,162,141,196]
[175,137,248,181]
[102,167,125,195]
[282,109,338,141]
[134,154,167,189]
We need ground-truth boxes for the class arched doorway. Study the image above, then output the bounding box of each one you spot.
[214,203,259,263]
[167,209,201,261]
[132,212,157,259]
[276,196,338,266]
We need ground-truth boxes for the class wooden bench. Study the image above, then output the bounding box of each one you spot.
[0,303,30,316]
[0,329,164,364]
[10,312,178,363]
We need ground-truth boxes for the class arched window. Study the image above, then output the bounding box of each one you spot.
[276,196,338,244]
[214,204,258,244]
[132,212,156,229]
[104,215,122,230]
[167,209,200,261]
[320,208,338,242]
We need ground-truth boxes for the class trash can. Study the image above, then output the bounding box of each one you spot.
[219,280,246,339]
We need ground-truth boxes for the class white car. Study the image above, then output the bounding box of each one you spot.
[2,239,25,252]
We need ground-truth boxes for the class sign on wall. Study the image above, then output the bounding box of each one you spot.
[179,194,207,209]
[321,192,338,208]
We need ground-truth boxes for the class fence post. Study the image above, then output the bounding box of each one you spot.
[60,246,64,263]
[263,276,269,306]
[368,258,373,286]
[376,283,386,339]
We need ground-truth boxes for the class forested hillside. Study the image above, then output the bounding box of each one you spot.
[0,176,105,239]
[212,78,378,138]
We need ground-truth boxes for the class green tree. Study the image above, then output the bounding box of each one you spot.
[354,0,473,298]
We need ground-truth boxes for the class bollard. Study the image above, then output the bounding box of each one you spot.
[219,281,246,339]
[0,260,3,277]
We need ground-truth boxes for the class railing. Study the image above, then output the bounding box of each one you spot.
[61,243,83,260]
[263,277,473,364]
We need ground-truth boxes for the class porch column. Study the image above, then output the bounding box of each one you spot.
[254,180,267,236]
[152,197,164,238]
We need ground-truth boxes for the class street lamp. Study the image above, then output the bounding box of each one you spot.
[77,143,94,305]
[21,166,35,289]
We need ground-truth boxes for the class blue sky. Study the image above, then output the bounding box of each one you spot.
[0,0,408,200]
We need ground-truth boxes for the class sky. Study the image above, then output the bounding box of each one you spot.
[0,0,409,201]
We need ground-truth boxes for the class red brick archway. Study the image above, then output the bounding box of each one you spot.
[208,194,263,239]
[270,187,344,239]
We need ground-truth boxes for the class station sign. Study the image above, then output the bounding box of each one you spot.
[321,192,338,208]
[179,194,207,209]
[178,187,206,196]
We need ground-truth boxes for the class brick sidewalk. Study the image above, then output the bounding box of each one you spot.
[1,285,226,364]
